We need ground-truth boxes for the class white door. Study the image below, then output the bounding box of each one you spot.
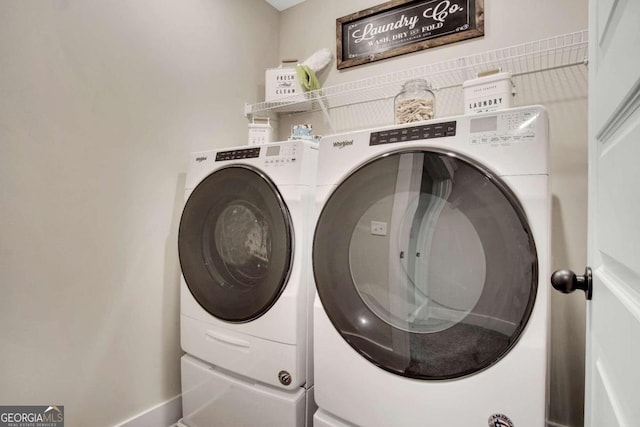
[585,0,640,424]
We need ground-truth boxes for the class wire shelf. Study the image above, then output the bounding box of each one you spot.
[244,30,588,118]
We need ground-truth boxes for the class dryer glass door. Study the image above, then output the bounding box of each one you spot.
[179,165,293,322]
[313,150,538,380]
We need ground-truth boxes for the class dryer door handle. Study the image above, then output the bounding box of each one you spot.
[205,331,251,348]
[550,267,593,300]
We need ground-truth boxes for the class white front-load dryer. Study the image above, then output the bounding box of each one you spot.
[312,106,550,427]
[178,140,317,427]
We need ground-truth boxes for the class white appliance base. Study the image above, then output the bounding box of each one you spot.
[181,354,311,427]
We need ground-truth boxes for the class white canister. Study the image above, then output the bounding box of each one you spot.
[248,117,273,146]
[463,71,515,114]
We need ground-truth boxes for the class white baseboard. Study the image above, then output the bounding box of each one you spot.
[114,394,182,427]
[110,396,567,427]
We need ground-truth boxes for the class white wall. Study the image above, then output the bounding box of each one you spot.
[0,1,279,426]
[279,1,588,426]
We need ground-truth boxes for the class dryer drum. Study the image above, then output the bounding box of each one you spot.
[179,165,293,323]
[313,149,538,380]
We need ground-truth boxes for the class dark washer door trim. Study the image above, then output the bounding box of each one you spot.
[179,165,294,323]
[313,148,538,380]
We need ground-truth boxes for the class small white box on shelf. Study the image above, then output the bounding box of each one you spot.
[248,117,273,146]
[265,60,311,112]
[463,71,515,114]
[265,67,304,102]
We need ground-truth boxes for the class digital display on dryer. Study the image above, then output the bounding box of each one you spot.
[369,121,456,145]
[470,116,498,133]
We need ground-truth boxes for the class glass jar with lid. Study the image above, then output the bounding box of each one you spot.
[394,78,436,124]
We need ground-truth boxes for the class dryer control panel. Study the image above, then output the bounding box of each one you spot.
[369,121,457,145]
[469,109,538,145]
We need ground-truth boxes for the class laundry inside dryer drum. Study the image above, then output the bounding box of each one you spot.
[313,150,538,380]
[212,200,271,285]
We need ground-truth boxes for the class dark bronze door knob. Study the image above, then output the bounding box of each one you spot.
[550,267,592,300]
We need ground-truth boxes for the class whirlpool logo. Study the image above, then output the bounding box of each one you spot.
[333,139,354,149]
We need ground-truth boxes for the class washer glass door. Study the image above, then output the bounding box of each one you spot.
[179,165,293,322]
[313,150,538,379]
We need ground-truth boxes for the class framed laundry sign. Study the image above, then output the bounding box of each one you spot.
[336,0,484,69]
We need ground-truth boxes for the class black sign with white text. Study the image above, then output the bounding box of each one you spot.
[337,0,484,69]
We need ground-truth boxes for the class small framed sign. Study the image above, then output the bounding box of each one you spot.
[337,0,484,69]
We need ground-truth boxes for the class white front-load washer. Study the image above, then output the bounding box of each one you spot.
[312,106,550,427]
[178,140,318,427]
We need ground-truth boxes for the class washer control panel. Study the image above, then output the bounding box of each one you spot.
[469,110,538,145]
[263,143,298,167]
[215,147,261,161]
[214,143,301,166]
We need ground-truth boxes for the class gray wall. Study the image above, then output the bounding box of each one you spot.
[0,1,279,426]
